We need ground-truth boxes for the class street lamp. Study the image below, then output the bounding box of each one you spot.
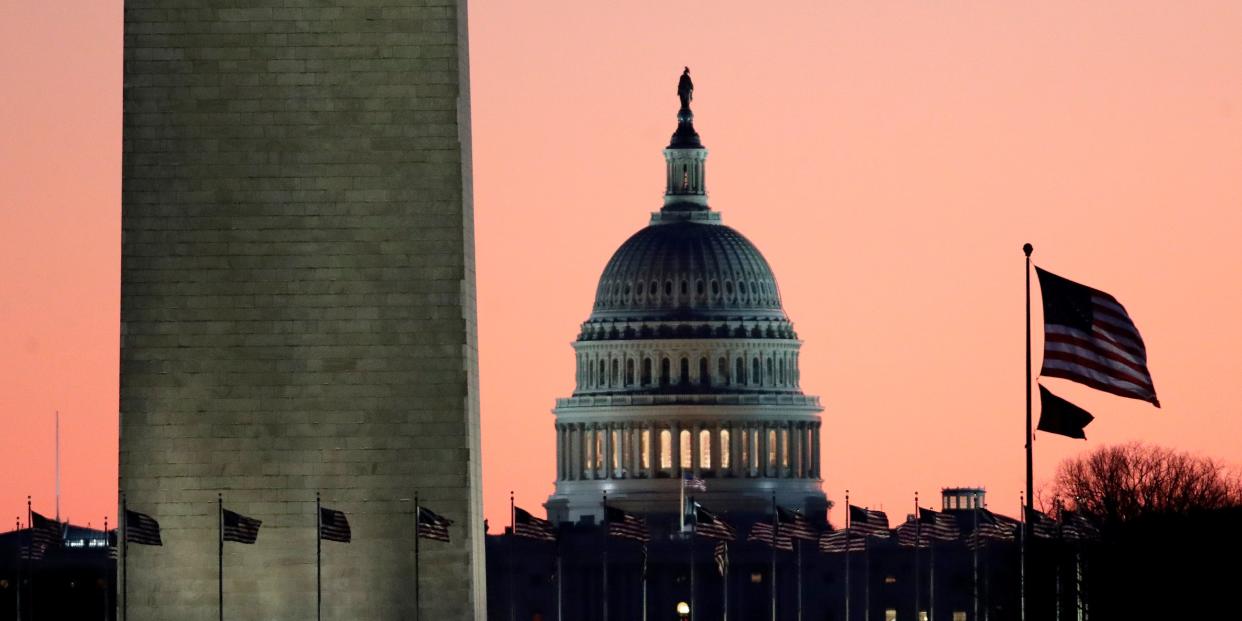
[676,601,690,620]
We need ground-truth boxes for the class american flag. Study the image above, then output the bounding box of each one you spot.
[1029,509,1058,540]
[713,540,729,577]
[417,506,452,542]
[777,506,819,541]
[319,506,351,543]
[1036,267,1159,407]
[819,529,866,553]
[747,521,793,551]
[918,508,960,541]
[222,509,262,544]
[682,472,707,493]
[847,505,891,537]
[26,511,62,560]
[605,505,650,543]
[124,509,163,546]
[514,507,557,542]
[1060,511,1100,542]
[895,519,929,549]
[968,509,1018,548]
[692,502,736,541]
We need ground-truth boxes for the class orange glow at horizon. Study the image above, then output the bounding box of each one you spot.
[2,2,1241,532]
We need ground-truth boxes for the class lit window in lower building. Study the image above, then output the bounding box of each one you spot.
[885,610,897,621]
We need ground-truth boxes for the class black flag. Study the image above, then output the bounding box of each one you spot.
[1037,384,1095,440]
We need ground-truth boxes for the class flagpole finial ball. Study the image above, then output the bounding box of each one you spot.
[1023,243,1033,257]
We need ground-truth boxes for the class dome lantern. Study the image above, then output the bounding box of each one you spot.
[663,68,710,213]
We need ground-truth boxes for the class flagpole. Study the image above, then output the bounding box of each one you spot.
[721,541,728,621]
[929,538,936,621]
[316,492,322,621]
[414,492,421,621]
[122,492,128,621]
[509,491,516,621]
[1019,492,1026,621]
[15,516,21,621]
[864,533,871,621]
[103,515,109,621]
[27,496,33,621]
[913,491,920,621]
[640,542,647,621]
[689,497,696,621]
[556,539,564,621]
[844,491,850,621]
[972,505,979,621]
[601,492,608,621]
[1023,242,1034,621]
[770,493,777,621]
[796,539,803,621]
[218,493,223,621]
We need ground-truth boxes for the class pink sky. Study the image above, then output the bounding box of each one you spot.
[2,1,1240,532]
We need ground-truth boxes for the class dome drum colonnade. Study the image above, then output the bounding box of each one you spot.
[545,70,829,524]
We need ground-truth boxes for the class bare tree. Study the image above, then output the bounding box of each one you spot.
[1050,442,1242,526]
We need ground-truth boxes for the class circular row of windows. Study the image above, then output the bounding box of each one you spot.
[595,276,780,309]
[578,321,796,341]
[575,351,801,392]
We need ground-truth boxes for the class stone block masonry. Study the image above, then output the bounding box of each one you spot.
[119,1,484,619]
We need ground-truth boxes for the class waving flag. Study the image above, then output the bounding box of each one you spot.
[692,502,736,541]
[847,505,891,537]
[319,507,351,543]
[918,508,960,541]
[682,472,707,492]
[819,529,866,553]
[514,507,557,542]
[124,509,163,546]
[777,507,818,541]
[606,505,650,543]
[747,521,793,551]
[222,509,262,544]
[417,506,452,542]
[1036,267,1159,407]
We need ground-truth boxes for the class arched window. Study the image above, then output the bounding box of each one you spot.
[752,357,761,386]
[750,429,761,475]
[588,359,595,388]
[613,428,623,476]
[736,357,746,385]
[699,357,710,386]
[660,358,671,386]
[626,358,635,386]
[766,358,774,387]
[660,429,672,471]
[720,428,731,470]
[611,359,620,387]
[779,357,786,385]
[642,358,653,385]
[679,357,690,385]
[599,360,607,388]
[596,430,605,472]
[680,430,692,470]
[718,357,729,385]
[699,429,712,470]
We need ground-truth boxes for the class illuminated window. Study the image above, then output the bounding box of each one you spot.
[884,576,897,585]
[699,429,711,469]
[885,610,897,621]
[660,430,672,471]
[680,430,692,470]
[919,612,929,621]
[952,613,967,621]
[641,429,651,471]
[750,429,760,474]
[780,428,790,469]
[720,429,731,469]
[767,429,778,471]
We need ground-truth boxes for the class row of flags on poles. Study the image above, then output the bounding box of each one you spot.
[506,501,1099,566]
[116,502,454,547]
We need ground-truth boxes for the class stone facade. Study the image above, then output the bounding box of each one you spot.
[119,1,484,619]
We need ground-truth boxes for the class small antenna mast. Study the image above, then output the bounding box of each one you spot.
[55,410,60,523]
